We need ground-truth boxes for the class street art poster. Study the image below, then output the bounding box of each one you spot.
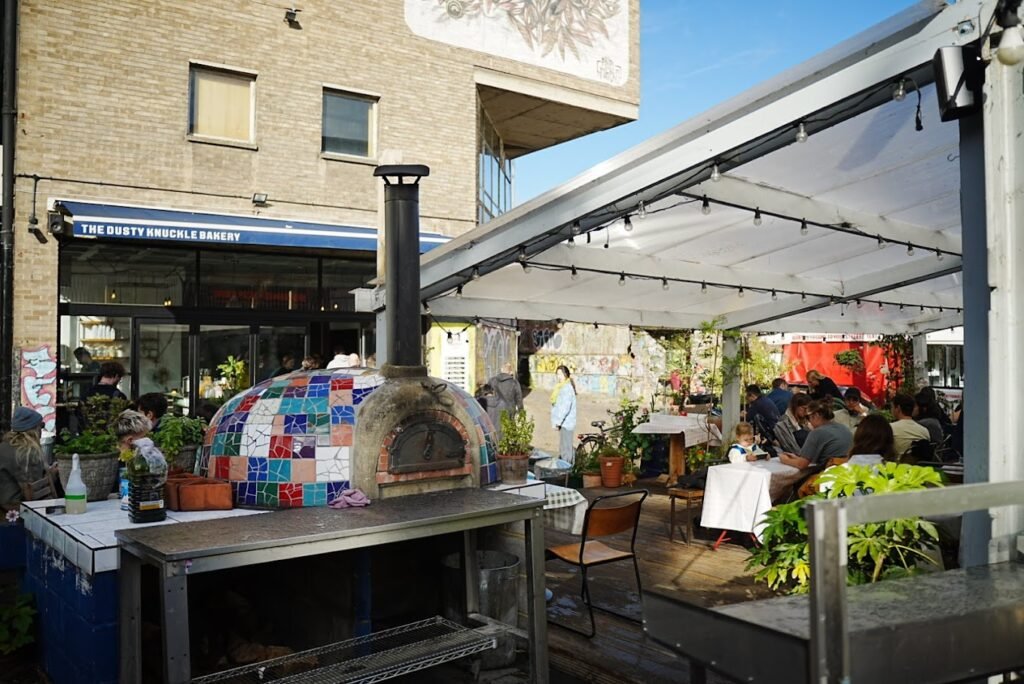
[20,345,58,432]
[405,0,630,85]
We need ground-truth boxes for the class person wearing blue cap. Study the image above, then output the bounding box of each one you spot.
[0,407,46,509]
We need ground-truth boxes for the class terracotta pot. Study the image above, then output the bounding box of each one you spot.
[581,473,602,488]
[600,456,624,488]
[496,453,530,484]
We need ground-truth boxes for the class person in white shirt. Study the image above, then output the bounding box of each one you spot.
[727,422,766,464]
[326,347,352,370]
[890,393,931,459]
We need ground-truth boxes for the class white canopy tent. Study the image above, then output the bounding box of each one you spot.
[419,0,975,335]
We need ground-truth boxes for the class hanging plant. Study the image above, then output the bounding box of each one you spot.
[834,349,866,373]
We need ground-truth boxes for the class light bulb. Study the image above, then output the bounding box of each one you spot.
[771,289,777,301]
[801,292,807,302]
[800,219,808,236]
[893,79,907,101]
[571,266,579,281]
[567,236,575,249]
[877,236,886,249]
[518,247,527,262]
[996,24,1024,66]
[571,220,581,235]
[163,297,172,307]
[710,163,721,182]
[701,281,707,294]
[906,243,915,256]
[522,262,532,273]
[623,215,633,232]
[795,123,808,143]
[618,273,626,287]
[422,301,431,314]
[455,285,463,299]
[471,266,481,281]
[856,299,862,309]
[936,248,944,262]
[701,196,711,215]
[737,286,745,298]
[109,289,118,301]
[637,201,646,220]
[661,277,669,291]
[878,301,884,310]
[753,208,762,226]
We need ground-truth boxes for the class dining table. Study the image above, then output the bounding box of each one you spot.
[699,458,802,540]
[631,412,723,481]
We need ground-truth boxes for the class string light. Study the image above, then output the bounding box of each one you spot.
[623,215,634,232]
[936,248,944,261]
[471,266,480,281]
[800,219,808,236]
[701,281,707,294]
[447,330,453,341]
[571,221,581,235]
[795,122,808,143]
[801,292,807,302]
[899,303,905,310]
[618,272,626,287]
[422,300,431,314]
[593,321,599,329]
[753,207,762,226]
[109,288,118,301]
[661,277,669,291]
[604,230,610,249]
[455,285,463,299]
[878,301,883,310]
[710,163,721,182]
[571,265,579,281]
[738,286,745,298]
[518,247,527,262]
[771,289,778,301]
[163,297,172,306]
[567,235,575,249]
[907,243,915,256]
[701,195,711,215]
[637,201,646,220]
[521,261,531,273]
[893,79,907,101]
[877,235,886,249]
[856,299,862,309]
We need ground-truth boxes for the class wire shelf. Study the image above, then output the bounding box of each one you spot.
[192,616,497,684]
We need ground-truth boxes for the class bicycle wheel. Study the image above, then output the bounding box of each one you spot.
[575,436,603,464]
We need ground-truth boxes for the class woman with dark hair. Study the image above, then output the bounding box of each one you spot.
[550,365,577,464]
[780,400,852,470]
[774,392,813,453]
[800,415,895,497]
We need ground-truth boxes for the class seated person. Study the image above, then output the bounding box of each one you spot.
[801,414,895,497]
[726,422,767,463]
[775,393,813,453]
[890,393,931,458]
[913,391,943,443]
[766,378,794,415]
[833,387,869,432]
[779,401,852,470]
[744,384,781,438]
[133,393,169,433]
[0,408,46,510]
[114,410,153,454]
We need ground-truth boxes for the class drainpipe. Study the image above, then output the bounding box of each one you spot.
[0,0,18,431]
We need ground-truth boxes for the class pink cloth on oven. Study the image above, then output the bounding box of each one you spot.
[328,488,371,508]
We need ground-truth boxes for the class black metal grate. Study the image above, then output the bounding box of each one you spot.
[191,616,496,684]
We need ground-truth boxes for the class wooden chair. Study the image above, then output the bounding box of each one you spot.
[667,487,703,545]
[545,489,648,638]
[20,465,58,502]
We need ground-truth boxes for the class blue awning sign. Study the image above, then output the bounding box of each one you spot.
[56,200,448,253]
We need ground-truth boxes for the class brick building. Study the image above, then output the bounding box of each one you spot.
[2,0,638,426]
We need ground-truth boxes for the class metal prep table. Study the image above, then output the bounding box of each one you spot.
[116,488,548,684]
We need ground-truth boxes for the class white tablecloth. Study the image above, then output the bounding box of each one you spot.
[542,484,588,535]
[700,459,801,539]
[631,413,722,446]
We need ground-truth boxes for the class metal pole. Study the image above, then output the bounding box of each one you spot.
[0,0,18,431]
[958,109,991,568]
[807,500,849,684]
[374,165,429,367]
[982,43,1024,560]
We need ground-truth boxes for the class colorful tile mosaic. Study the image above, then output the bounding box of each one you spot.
[201,368,497,507]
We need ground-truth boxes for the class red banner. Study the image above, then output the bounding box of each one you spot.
[783,342,890,402]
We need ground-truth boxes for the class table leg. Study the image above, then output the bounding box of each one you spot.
[160,569,191,684]
[669,495,677,542]
[524,508,549,684]
[119,550,142,684]
[668,434,687,481]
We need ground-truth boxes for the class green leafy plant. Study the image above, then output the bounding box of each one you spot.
[216,355,249,394]
[55,395,129,455]
[498,410,534,455]
[610,398,655,463]
[152,415,207,462]
[871,334,915,397]
[834,349,866,373]
[685,444,714,473]
[0,594,36,656]
[572,445,602,475]
[747,463,943,595]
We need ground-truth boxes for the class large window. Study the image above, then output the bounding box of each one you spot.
[478,102,513,224]
[322,89,377,158]
[198,251,319,312]
[189,65,256,143]
[59,244,196,307]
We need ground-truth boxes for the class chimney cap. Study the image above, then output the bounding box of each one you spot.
[374,164,430,184]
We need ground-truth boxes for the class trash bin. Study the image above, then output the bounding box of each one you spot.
[442,550,520,669]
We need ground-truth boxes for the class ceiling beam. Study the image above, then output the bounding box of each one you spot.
[428,296,708,329]
[741,310,964,335]
[686,176,961,253]
[722,256,963,329]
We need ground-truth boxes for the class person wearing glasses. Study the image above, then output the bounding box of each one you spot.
[779,400,851,470]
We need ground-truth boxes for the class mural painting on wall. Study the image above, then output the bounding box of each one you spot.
[476,323,517,384]
[20,345,58,432]
[405,0,630,85]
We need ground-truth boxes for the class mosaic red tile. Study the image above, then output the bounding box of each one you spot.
[270,435,294,459]
[279,483,304,507]
[331,377,354,391]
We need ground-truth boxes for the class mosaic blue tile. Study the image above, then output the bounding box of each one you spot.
[248,457,269,481]
[330,405,355,424]
[283,414,308,435]
[267,459,291,482]
[326,481,349,503]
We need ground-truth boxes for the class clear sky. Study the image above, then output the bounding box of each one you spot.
[514,0,918,205]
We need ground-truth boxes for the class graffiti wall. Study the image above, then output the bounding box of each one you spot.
[476,322,517,386]
[20,345,58,432]
[523,322,666,400]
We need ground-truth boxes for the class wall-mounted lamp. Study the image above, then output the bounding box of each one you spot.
[163,297,172,307]
[285,7,302,28]
[252,192,269,205]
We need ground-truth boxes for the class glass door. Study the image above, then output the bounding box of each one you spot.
[197,325,253,406]
[134,321,190,415]
[257,325,308,379]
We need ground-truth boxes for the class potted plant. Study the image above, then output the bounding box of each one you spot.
[598,444,626,488]
[572,448,602,488]
[496,410,534,484]
[217,355,249,398]
[152,415,207,474]
[55,395,128,501]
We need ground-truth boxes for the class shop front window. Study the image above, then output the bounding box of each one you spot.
[59,244,195,307]
[136,322,190,410]
[258,326,308,381]
[59,315,132,401]
[198,325,252,405]
[198,251,319,311]
[322,258,376,312]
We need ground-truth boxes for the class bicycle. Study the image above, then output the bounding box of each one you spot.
[575,418,617,465]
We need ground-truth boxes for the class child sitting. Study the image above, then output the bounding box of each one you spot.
[727,422,767,463]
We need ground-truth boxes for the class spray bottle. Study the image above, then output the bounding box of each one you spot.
[65,454,88,514]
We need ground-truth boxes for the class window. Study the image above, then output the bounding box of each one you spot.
[322,89,377,157]
[189,66,255,143]
[478,102,513,224]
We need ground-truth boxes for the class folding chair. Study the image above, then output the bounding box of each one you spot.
[545,489,648,638]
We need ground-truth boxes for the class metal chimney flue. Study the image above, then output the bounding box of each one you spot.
[374,164,430,367]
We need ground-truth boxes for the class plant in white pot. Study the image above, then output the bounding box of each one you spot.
[496,410,534,484]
